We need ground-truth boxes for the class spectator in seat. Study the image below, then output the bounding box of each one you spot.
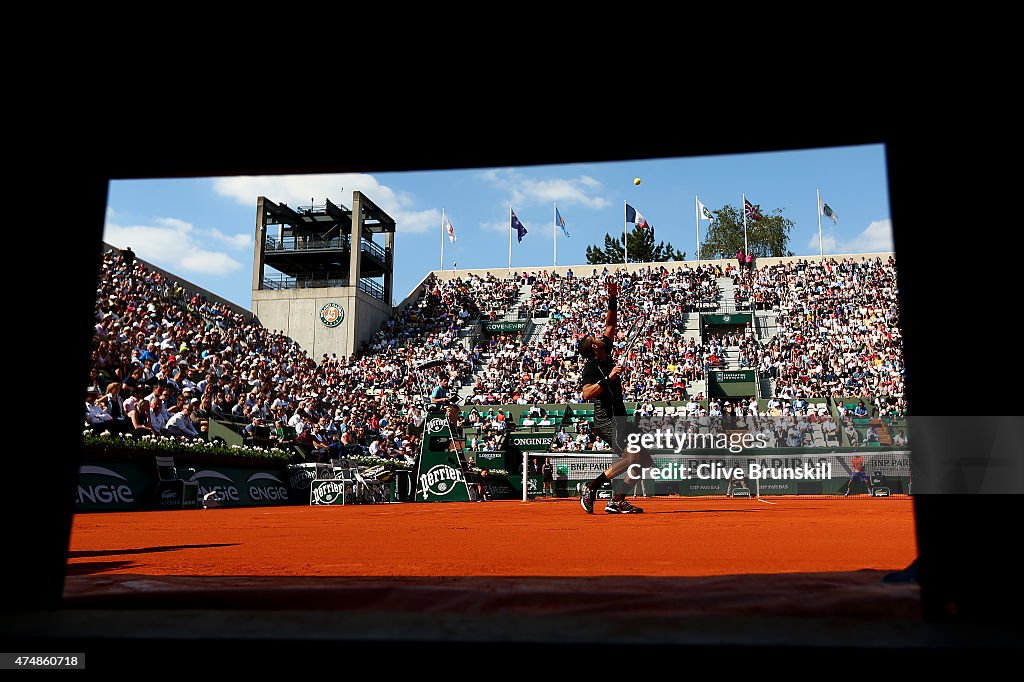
[273,417,298,446]
[243,415,272,446]
[100,381,133,433]
[843,421,861,446]
[149,397,170,436]
[166,403,201,439]
[865,424,880,443]
[122,385,145,416]
[127,397,154,436]
[188,398,209,433]
[85,387,114,433]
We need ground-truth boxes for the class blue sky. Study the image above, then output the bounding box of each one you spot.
[103,144,891,310]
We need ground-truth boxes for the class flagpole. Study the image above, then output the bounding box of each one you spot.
[816,188,823,258]
[623,200,628,265]
[695,195,700,266]
[508,205,513,272]
[553,202,557,267]
[742,193,748,255]
[440,208,445,272]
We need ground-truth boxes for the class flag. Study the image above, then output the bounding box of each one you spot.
[696,198,714,223]
[744,197,762,222]
[819,195,838,225]
[625,203,651,229]
[511,209,528,242]
[444,216,456,243]
[555,207,570,238]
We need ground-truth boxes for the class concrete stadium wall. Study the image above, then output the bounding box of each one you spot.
[252,287,391,359]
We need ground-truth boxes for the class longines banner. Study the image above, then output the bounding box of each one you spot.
[509,434,555,451]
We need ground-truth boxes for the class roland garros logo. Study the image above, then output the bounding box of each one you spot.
[320,303,344,328]
[420,464,464,497]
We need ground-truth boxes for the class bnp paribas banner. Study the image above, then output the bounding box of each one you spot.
[415,415,471,502]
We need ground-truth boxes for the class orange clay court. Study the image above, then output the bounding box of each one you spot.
[63,497,919,623]
[67,498,915,578]
[51,497,929,647]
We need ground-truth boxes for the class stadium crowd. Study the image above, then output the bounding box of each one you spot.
[731,256,906,420]
[86,247,906,461]
[463,264,724,405]
[86,250,500,462]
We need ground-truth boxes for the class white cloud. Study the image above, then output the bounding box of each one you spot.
[155,217,195,233]
[856,220,895,252]
[481,169,610,209]
[210,228,251,250]
[180,252,244,274]
[398,208,441,234]
[104,217,244,276]
[809,219,893,255]
[211,173,435,233]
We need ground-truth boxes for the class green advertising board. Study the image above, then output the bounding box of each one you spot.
[508,433,555,452]
[75,462,153,512]
[704,313,751,325]
[474,451,505,470]
[191,467,293,507]
[483,321,527,332]
[415,414,472,502]
[709,370,756,383]
[504,473,544,498]
[707,369,757,398]
[481,475,519,500]
[75,459,295,512]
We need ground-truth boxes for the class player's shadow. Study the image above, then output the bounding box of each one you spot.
[68,543,237,558]
[66,560,136,575]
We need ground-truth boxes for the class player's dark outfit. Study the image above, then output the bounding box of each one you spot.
[579,334,645,514]
[579,334,631,455]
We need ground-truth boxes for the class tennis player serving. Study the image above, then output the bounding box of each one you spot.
[576,277,655,514]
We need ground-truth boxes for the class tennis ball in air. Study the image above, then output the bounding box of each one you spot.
[633,178,641,185]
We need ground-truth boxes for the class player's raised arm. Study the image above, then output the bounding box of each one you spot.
[582,363,621,401]
[604,277,618,340]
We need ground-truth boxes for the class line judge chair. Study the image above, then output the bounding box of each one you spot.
[154,456,199,509]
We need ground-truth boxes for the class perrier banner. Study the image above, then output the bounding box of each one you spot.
[414,414,472,502]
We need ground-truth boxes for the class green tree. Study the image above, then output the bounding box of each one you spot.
[586,226,685,264]
[698,203,794,260]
